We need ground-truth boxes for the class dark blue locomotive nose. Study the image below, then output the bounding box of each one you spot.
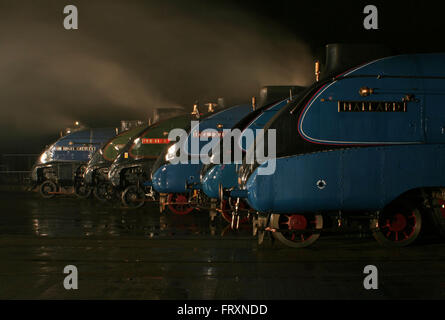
[35,128,117,166]
[32,127,117,198]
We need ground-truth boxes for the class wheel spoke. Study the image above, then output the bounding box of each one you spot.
[375,205,421,246]
[271,213,322,248]
[279,214,314,243]
[168,194,193,215]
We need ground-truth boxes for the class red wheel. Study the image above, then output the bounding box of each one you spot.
[270,213,323,248]
[220,199,249,224]
[372,205,421,247]
[167,193,194,215]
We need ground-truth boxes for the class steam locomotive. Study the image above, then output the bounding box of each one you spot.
[107,113,196,207]
[31,126,118,198]
[151,104,253,215]
[200,86,306,224]
[232,47,445,248]
[84,108,189,204]
[83,124,148,201]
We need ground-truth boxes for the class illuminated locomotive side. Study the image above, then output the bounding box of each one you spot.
[151,104,252,215]
[31,128,117,198]
[237,53,445,247]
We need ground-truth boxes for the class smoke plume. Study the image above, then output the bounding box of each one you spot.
[0,0,313,152]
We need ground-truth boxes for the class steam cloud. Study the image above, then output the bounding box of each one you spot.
[0,0,313,152]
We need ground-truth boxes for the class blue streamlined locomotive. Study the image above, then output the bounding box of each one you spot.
[151,104,253,215]
[200,89,305,225]
[235,52,445,248]
[31,127,117,198]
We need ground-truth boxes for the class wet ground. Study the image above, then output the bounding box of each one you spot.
[0,190,445,299]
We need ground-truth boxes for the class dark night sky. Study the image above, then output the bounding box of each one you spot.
[0,0,442,153]
[236,0,443,54]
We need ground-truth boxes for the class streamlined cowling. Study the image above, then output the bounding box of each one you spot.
[237,53,445,247]
[151,104,252,215]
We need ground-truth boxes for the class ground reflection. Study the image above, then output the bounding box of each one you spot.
[1,191,445,299]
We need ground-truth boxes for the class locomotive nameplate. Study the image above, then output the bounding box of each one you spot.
[192,131,225,138]
[142,138,170,144]
[338,101,407,112]
[54,146,96,152]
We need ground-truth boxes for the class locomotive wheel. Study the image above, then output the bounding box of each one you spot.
[270,213,323,248]
[220,199,249,224]
[39,180,57,199]
[167,193,194,215]
[93,182,115,202]
[430,198,445,237]
[371,204,421,247]
[74,182,91,199]
[121,185,145,208]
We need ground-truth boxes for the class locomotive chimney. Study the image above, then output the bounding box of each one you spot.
[257,86,306,107]
[217,97,225,108]
[322,43,392,78]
